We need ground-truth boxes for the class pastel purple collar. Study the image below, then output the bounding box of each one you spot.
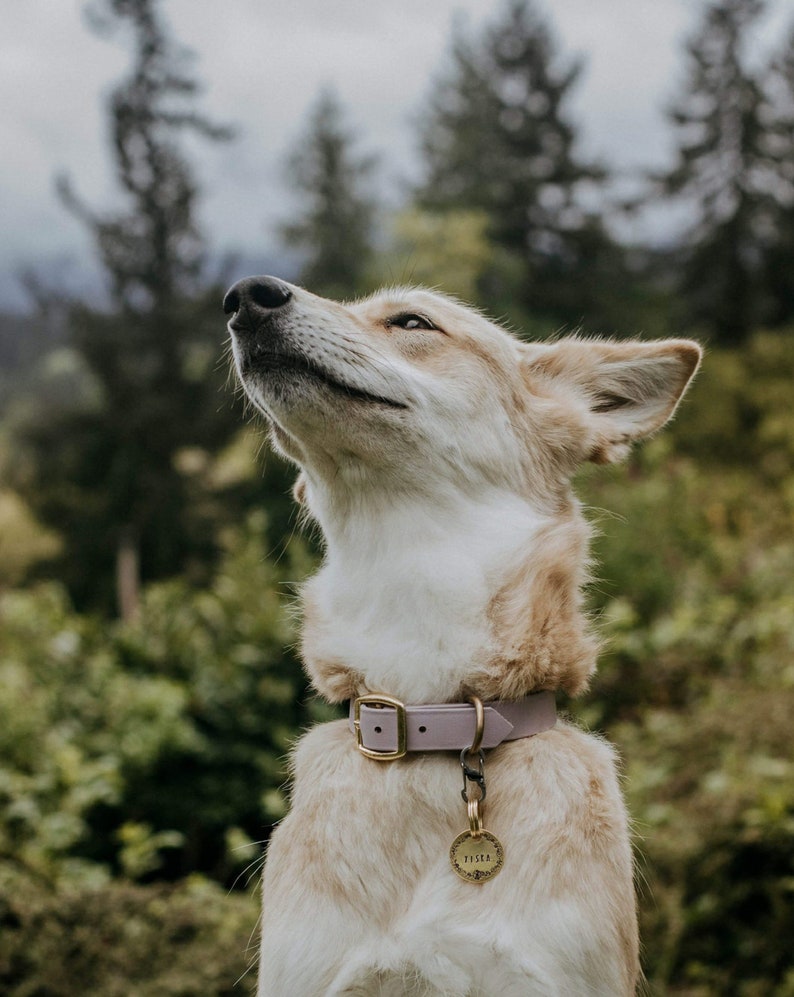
[350,690,556,760]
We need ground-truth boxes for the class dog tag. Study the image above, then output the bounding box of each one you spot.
[449,828,504,883]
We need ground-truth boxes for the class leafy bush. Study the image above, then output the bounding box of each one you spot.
[2,330,794,992]
[0,512,319,888]
[0,488,62,588]
[0,870,258,996]
[569,336,794,992]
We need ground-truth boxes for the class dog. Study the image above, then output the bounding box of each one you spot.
[223,275,701,996]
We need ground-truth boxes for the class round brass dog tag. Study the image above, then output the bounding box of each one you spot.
[449,829,504,883]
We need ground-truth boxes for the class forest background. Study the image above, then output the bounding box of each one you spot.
[1,0,793,993]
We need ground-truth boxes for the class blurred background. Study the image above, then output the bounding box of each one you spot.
[1,0,793,993]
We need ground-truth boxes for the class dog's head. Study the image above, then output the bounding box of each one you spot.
[224,277,701,700]
[225,276,701,517]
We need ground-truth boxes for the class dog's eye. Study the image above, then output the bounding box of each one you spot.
[386,313,437,331]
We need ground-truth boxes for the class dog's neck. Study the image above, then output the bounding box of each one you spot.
[300,481,597,705]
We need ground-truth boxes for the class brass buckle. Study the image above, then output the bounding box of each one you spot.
[353,694,407,760]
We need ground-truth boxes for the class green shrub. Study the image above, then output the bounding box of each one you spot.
[569,336,794,991]
[0,870,258,996]
[0,513,318,887]
[2,330,794,991]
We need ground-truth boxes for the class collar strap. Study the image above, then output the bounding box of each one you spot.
[350,690,556,761]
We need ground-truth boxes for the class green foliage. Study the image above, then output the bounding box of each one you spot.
[11,292,241,614]
[565,329,794,990]
[0,488,62,587]
[0,513,314,889]
[62,0,233,310]
[763,28,794,326]
[377,208,494,304]
[281,89,377,300]
[0,871,257,996]
[414,0,629,331]
[655,0,794,343]
[11,0,237,617]
[673,331,794,480]
[6,326,794,991]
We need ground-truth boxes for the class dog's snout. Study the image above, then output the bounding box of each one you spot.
[223,275,293,318]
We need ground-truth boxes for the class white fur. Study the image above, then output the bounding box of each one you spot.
[305,492,548,703]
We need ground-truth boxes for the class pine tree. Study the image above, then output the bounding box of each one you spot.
[415,0,620,330]
[281,89,377,300]
[16,0,235,617]
[63,0,233,311]
[657,0,779,343]
[760,22,794,326]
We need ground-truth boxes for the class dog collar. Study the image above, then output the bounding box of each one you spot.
[349,690,556,761]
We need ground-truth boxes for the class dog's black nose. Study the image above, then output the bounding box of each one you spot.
[223,276,293,316]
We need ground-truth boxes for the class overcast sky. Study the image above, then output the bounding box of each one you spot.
[1,0,791,309]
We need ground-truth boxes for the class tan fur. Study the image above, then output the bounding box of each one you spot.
[300,588,365,701]
[478,515,599,699]
[226,277,702,996]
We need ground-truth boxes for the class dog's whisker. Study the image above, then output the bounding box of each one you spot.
[235,905,264,987]
[228,850,268,895]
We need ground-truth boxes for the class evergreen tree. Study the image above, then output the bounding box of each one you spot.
[415,0,622,330]
[656,0,779,343]
[281,89,377,300]
[760,22,794,326]
[15,0,235,617]
[63,0,233,311]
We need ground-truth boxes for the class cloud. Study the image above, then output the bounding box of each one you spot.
[1,0,790,309]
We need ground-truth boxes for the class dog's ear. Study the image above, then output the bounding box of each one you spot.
[522,338,702,464]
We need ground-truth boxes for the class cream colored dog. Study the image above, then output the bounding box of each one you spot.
[223,276,701,997]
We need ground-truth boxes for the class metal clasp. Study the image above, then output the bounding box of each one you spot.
[353,694,407,761]
[460,747,486,802]
[460,695,487,802]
